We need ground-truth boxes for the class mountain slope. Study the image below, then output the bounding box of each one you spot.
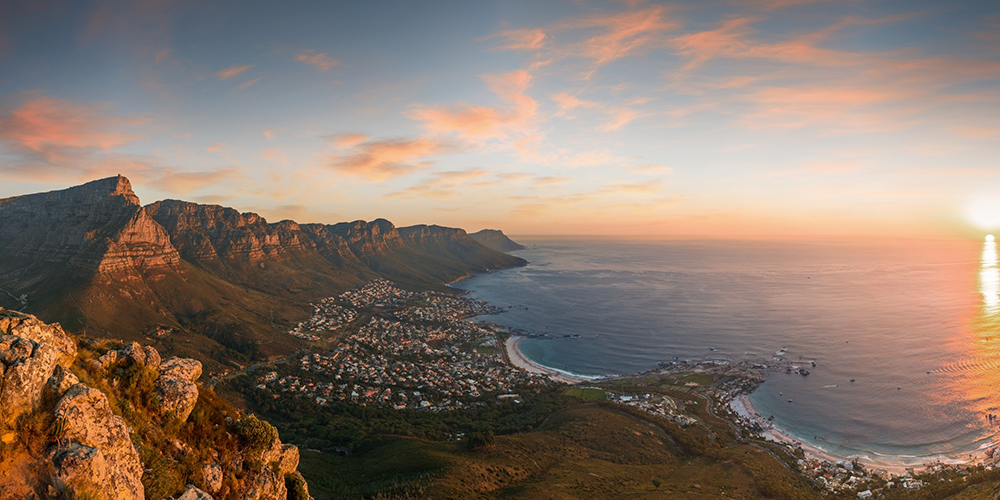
[469,229,525,252]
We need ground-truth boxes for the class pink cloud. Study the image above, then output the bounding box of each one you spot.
[294,50,339,71]
[555,6,679,66]
[239,77,262,89]
[216,64,254,80]
[481,28,546,51]
[325,135,461,181]
[0,94,144,166]
[409,70,538,141]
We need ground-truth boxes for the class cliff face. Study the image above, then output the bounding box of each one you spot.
[0,176,179,277]
[0,308,309,500]
[469,229,526,252]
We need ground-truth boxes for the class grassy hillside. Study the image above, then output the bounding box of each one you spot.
[296,404,815,499]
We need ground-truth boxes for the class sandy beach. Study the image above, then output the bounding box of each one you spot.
[504,335,585,385]
[730,394,979,476]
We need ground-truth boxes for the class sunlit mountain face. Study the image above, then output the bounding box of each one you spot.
[0,1,998,237]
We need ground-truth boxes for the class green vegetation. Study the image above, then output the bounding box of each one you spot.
[222,374,571,453]
[286,473,310,500]
[562,387,607,401]
[235,414,278,456]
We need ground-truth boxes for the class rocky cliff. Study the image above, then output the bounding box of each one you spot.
[468,229,525,252]
[0,308,310,500]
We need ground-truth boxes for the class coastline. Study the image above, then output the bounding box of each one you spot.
[504,335,586,385]
[731,392,986,476]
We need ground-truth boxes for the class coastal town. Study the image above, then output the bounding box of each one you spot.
[257,279,1000,498]
[257,280,555,409]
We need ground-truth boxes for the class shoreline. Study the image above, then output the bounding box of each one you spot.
[732,392,989,475]
[504,335,588,385]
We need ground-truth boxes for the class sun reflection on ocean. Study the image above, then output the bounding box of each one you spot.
[954,235,1000,446]
[981,236,999,315]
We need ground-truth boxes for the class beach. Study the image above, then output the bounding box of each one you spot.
[732,393,981,476]
[504,335,585,385]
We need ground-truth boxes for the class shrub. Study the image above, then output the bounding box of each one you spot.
[286,472,309,500]
[466,430,496,450]
[235,414,277,457]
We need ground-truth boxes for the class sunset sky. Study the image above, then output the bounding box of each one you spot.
[1,0,998,237]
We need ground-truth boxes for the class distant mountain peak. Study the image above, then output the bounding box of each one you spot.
[80,174,141,206]
[469,229,525,252]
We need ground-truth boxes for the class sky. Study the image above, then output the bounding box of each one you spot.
[0,0,998,237]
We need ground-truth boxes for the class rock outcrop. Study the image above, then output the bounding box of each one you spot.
[0,310,311,500]
[157,356,202,422]
[0,308,77,425]
[0,175,180,278]
[53,384,145,500]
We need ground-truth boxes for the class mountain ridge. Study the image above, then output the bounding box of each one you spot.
[0,176,526,369]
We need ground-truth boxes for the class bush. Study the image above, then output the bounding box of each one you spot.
[235,414,277,456]
[286,472,310,500]
[466,430,496,450]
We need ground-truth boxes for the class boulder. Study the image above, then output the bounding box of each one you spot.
[54,384,144,500]
[0,310,78,427]
[143,345,162,369]
[1,332,72,426]
[97,350,118,368]
[201,463,223,494]
[160,357,202,381]
[46,364,80,401]
[157,375,199,422]
[240,466,286,500]
[178,485,214,500]
[48,442,112,496]
[0,309,76,365]
[119,342,147,366]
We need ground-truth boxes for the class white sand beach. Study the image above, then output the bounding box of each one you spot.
[504,335,584,385]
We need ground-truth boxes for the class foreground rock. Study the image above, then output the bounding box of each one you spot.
[0,309,311,500]
[53,384,145,500]
[0,308,77,426]
[157,356,202,422]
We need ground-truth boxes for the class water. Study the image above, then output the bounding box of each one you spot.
[453,236,1000,467]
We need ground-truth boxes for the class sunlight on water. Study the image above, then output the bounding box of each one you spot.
[981,237,999,315]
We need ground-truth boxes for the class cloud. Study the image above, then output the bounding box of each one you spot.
[549,91,646,130]
[263,129,274,139]
[239,77,262,89]
[953,126,1000,138]
[216,64,254,80]
[294,50,339,71]
[557,6,679,66]
[385,168,494,199]
[480,28,546,51]
[0,93,146,176]
[630,164,673,175]
[206,142,226,152]
[325,134,462,181]
[409,70,538,142]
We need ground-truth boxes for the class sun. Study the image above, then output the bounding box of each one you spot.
[964,195,1000,231]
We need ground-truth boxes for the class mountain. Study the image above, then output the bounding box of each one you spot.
[468,229,525,252]
[0,176,526,368]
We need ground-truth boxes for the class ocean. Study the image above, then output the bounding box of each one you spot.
[452,236,1000,468]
